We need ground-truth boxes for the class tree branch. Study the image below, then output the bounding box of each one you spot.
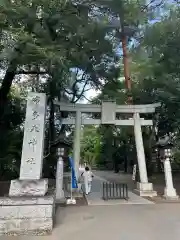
[71,70,88,102]
[82,94,91,102]
[16,70,48,75]
[140,0,164,12]
[74,79,89,103]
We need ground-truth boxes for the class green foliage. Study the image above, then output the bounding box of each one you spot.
[0,89,25,179]
[81,126,101,166]
[131,7,180,135]
[1,0,180,178]
[0,0,120,178]
[129,5,180,171]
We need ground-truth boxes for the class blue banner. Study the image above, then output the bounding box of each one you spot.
[69,157,78,189]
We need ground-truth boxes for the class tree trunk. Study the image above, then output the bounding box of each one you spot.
[121,24,132,104]
[124,156,128,173]
[121,35,131,91]
[123,140,128,173]
[43,96,55,178]
[49,98,55,145]
[0,61,17,122]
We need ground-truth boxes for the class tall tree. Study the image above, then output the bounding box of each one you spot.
[0,0,118,118]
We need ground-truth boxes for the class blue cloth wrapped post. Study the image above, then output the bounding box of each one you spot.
[69,157,78,189]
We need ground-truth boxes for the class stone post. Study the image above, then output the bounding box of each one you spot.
[73,110,81,179]
[55,148,65,203]
[134,113,157,197]
[163,153,178,200]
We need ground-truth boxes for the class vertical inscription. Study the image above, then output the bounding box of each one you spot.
[20,92,46,180]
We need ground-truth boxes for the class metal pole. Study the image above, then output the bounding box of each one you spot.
[70,168,73,200]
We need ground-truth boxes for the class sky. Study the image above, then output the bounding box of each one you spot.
[82,76,125,103]
[82,88,101,103]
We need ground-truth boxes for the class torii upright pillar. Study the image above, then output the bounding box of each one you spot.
[134,113,157,197]
[73,110,81,179]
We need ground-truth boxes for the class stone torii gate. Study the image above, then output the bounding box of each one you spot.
[54,100,160,197]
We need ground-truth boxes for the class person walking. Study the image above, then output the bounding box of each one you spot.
[81,166,94,195]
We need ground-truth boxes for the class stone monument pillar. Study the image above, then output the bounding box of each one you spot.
[9,92,48,196]
[134,113,157,197]
[163,151,178,200]
[0,93,54,236]
[55,148,65,203]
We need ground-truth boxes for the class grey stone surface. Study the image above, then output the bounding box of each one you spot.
[93,170,135,189]
[137,182,154,191]
[85,175,153,205]
[56,157,64,201]
[101,101,116,124]
[0,218,52,236]
[51,204,180,240]
[0,195,54,206]
[0,205,53,219]
[1,203,180,240]
[135,182,157,197]
[9,179,48,197]
[20,92,47,180]
[163,158,179,199]
[0,93,54,236]
[0,195,55,236]
[2,199,180,239]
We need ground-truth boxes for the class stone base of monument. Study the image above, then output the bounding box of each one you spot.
[0,195,55,236]
[9,179,48,197]
[134,182,157,197]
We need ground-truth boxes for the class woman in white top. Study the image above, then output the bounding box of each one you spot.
[81,166,94,195]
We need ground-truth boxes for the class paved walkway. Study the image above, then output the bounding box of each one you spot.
[85,173,153,205]
[4,204,180,240]
[3,171,180,240]
[94,170,135,188]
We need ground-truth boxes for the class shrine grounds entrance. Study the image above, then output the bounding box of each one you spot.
[1,92,179,236]
[54,100,160,197]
